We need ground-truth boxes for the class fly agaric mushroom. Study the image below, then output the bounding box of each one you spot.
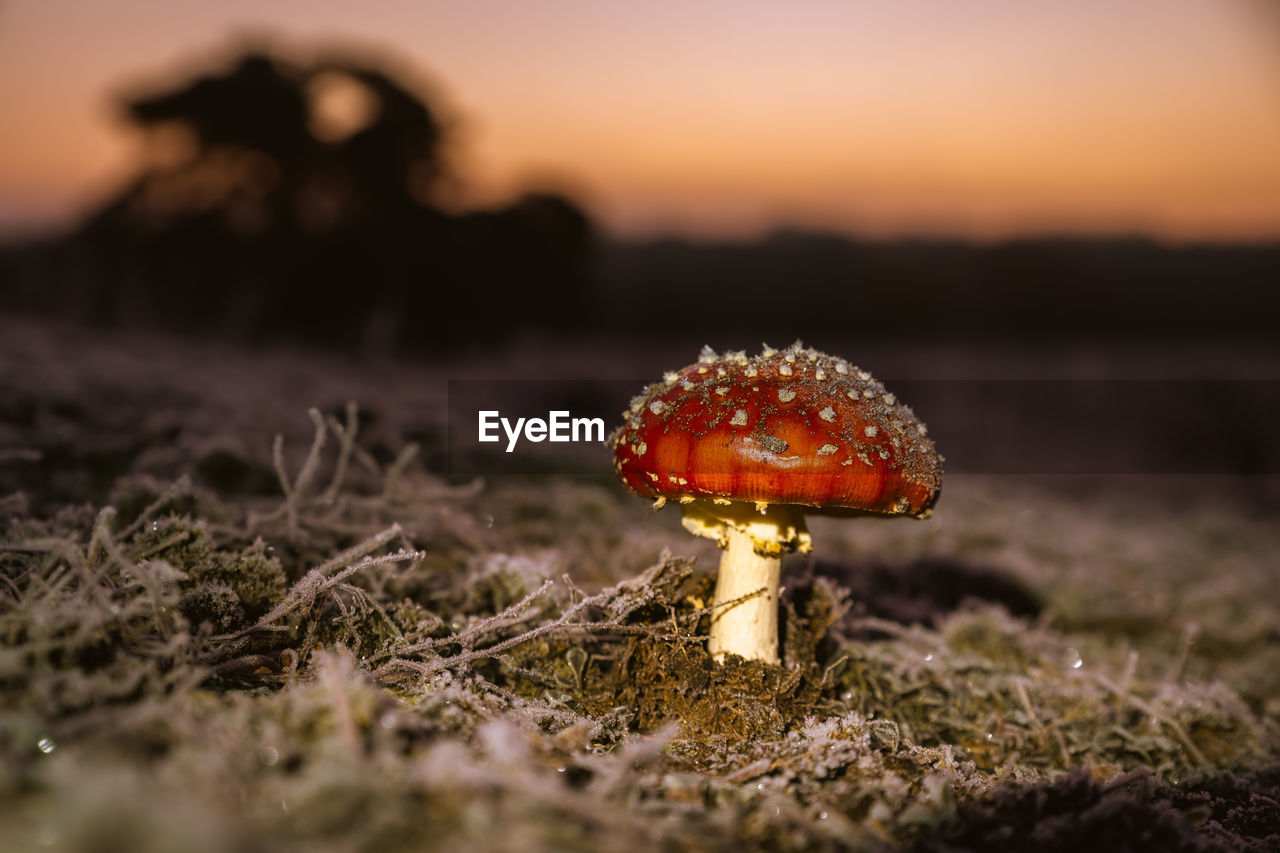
[610,342,942,664]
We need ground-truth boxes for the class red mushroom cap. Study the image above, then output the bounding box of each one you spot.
[611,343,942,517]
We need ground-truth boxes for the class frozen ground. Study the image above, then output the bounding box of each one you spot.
[1,317,1277,851]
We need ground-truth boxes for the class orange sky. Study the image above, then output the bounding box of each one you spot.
[2,0,1280,241]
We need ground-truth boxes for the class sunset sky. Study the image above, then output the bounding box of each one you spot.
[2,0,1280,241]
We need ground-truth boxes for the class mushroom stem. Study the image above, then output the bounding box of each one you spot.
[707,525,783,664]
[680,500,809,665]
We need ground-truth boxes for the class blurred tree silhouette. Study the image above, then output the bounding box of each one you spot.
[32,46,594,351]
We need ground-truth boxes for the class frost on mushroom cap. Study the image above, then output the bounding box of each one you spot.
[610,342,942,518]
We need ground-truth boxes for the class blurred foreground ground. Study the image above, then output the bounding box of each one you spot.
[1,317,1277,851]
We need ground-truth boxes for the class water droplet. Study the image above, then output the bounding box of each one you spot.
[1067,648,1083,669]
[281,799,290,813]
[819,811,829,820]
[923,653,934,662]
[757,782,764,790]
[379,713,397,729]
[258,746,279,766]
[485,515,495,528]
[37,737,55,754]
[557,766,566,773]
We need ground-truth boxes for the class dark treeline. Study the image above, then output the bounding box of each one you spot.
[598,230,1280,346]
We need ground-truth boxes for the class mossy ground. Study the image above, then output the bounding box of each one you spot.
[2,324,1277,851]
